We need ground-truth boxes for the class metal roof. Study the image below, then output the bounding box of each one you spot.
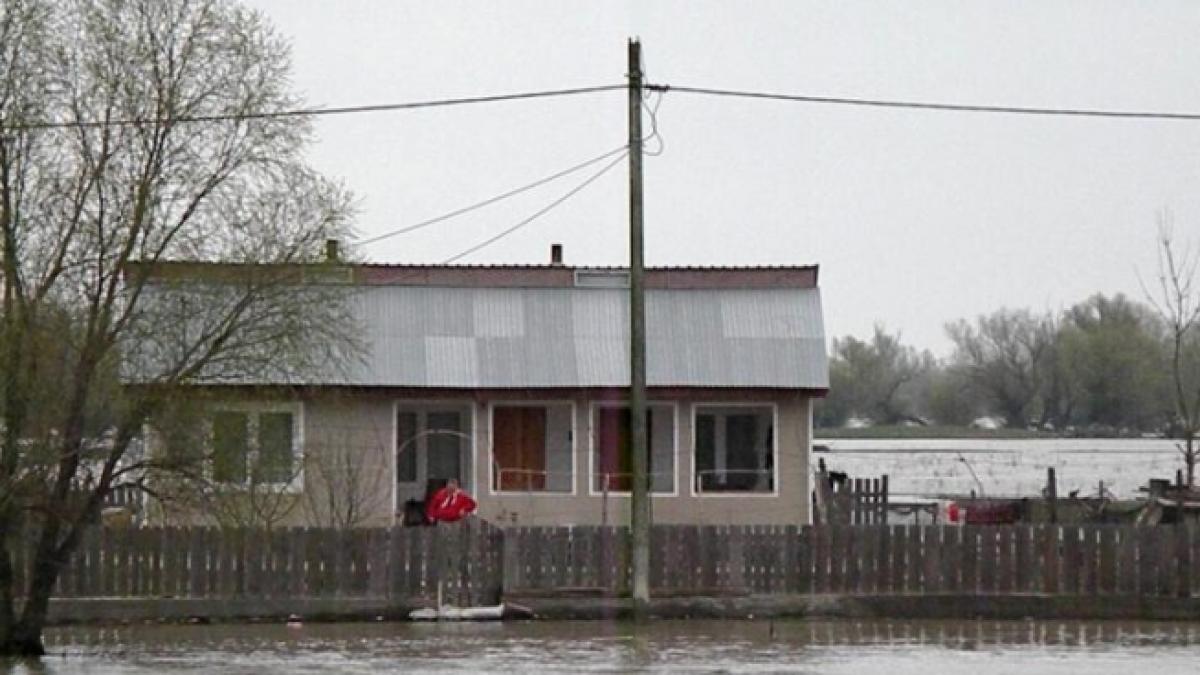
[328,285,828,389]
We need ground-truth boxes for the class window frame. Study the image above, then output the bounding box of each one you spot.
[206,401,304,492]
[487,400,577,496]
[587,400,678,497]
[690,402,778,498]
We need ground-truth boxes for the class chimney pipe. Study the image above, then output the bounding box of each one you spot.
[325,239,340,262]
[550,243,563,266]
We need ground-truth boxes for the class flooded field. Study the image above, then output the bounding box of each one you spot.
[3,619,1200,674]
[818,438,1182,500]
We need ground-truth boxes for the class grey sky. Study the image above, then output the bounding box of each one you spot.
[244,1,1200,355]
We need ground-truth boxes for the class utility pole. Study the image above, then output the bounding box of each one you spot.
[627,37,650,609]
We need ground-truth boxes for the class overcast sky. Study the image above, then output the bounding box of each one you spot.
[243,1,1200,355]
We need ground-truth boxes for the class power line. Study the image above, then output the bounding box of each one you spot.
[441,149,629,264]
[1,84,626,131]
[359,144,629,246]
[653,84,1200,121]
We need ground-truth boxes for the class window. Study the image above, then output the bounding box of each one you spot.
[210,407,299,486]
[491,403,572,493]
[592,404,675,493]
[694,405,774,493]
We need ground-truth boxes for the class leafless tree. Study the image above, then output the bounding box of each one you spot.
[301,439,392,531]
[1143,219,1200,486]
[946,309,1058,428]
[0,0,356,655]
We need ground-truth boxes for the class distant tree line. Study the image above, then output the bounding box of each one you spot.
[817,290,1199,438]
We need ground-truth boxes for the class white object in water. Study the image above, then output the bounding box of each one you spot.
[409,603,531,621]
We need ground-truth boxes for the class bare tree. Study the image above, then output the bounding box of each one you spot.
[300,399,393,530]
[0,0,356,655]
[1143,220,1200,486]
[301,439,391,531]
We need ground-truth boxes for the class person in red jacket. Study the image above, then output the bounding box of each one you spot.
[426,478,477,523]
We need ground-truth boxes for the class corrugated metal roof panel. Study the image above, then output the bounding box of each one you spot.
[328,285,827,389]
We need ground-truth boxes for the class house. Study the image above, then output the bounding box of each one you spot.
[134,249,829,528]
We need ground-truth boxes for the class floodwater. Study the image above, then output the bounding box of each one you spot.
[819,437,1182,500]
[4,619,1200,674]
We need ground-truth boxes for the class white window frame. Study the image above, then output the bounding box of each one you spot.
[690,402,778,498]
[391,399,478,516]
[587,401,679,497]
[487,400,577,496]
[207,401,304,492]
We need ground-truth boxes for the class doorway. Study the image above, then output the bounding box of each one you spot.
[395,404,473,514]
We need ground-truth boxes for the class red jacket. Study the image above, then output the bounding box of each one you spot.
[426,487,477,523]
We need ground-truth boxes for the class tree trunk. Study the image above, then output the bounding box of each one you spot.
[0,621,46,657]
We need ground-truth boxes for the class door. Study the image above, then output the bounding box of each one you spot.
[395,406,470,511]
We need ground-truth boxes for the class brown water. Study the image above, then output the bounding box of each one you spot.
[3,619,1200,673]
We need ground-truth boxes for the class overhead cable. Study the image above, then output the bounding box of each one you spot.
[1,84,627,131]
[359,144,629,246]
[652,84,1200,121]
[441,150,629,264]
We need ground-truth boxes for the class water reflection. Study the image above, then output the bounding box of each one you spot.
[1,619,1198,674]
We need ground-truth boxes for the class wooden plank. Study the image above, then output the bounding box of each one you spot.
[1061,525,1081,595]
[1192,524,1200,598]
[1116,526,1136,595]
[844,523,859,594]
[185,528,203,597]
[727,526,747,592]
[1013,525,1033,593]
[828,525,846,592]
[159,527,178,598]
[1098,526,1117,595]
[390,526,410,599]
[977,526,996,594]
[286,528,306,598]
[906,525,924,593]
[858,525,876,594]
[1175,524,1191,598]
[871,524,888,594]
[242,530,261,597]
[922,526,942,593]
[1157,526,1175,597]
[996,526,1013,593]
[1136,526,1155,596]
[888,525,905,593]
[367,528,389,598]
[1081,525,1099,595]
[80,527,101,597]
[116,527,132,597]
[1040,525,1059,595]
[781,525,798,593]
[813,526,831,593]
[796,526,813,594]
[960,526,978,594]
[942,526,963,593]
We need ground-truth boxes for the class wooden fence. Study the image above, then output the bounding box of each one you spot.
[14,523,1200,602]
[503,523,1200,597]
[813,473,889,525]
[15,522,504,606]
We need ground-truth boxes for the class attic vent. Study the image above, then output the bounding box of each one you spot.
[574,269,630,288]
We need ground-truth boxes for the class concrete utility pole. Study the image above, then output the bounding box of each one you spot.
[627,37,651,608]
